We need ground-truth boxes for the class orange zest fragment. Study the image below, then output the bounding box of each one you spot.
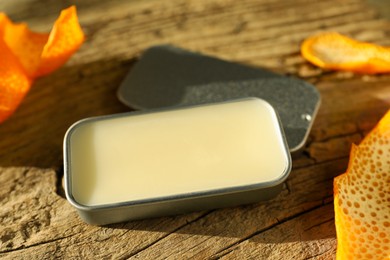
[301,32,390,74]
[3,16,49,78]
[334,110,390,259]
[0,6,84,123]
[36,6,85,77]
[0,38,32,123]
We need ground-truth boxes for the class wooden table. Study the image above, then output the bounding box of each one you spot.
[1,0,389,258]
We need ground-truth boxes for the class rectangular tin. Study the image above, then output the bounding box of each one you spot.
[64,98,292,225]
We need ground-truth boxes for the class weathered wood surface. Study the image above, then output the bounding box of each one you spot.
[0,0,389,259]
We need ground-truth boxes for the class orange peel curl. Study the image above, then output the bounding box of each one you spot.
[0,6,84,123]
[301,32,390,74]
[334,110,390,259]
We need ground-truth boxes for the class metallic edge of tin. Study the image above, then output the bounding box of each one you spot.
[63,98,292,225]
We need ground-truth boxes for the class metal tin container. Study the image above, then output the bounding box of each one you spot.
[64,98,292,225]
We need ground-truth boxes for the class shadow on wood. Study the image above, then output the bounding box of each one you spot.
[0,58,135,168]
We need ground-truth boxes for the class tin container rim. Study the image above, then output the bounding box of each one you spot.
[63,97,292,212]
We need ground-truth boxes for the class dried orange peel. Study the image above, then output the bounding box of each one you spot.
[301,32,390,74]
[0,6,84,123]
[334,110,390,259]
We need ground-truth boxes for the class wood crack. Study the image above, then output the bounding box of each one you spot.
[303,218,334,232]
[0,233,77,255]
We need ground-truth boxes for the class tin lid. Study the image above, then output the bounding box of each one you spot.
[117,45,321,152]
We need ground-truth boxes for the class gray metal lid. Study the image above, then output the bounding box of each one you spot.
[117,45,320,152]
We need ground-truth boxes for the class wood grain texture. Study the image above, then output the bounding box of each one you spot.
[0,0,389,258]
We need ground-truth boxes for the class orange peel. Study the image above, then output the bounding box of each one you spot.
[301,32,390,74]
[0,38,32,122]
[334,110,390,259]
[0,6,84,123]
